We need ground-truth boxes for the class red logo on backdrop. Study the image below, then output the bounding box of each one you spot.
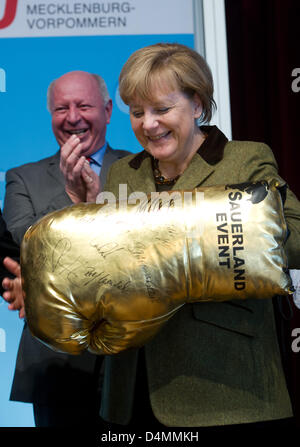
[0,0,18,29]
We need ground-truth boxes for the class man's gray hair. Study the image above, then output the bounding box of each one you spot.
[47,72,111,113]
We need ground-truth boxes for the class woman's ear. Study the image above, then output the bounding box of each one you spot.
[193,93,203,119]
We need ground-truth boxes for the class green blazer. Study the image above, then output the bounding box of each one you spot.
[100,126,300,427]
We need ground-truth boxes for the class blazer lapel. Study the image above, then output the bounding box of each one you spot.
[173,125,227,190]
[127,156,156,195]
[46,151,65,187]
[100,145,116,187]
[172,153,215,191]
[126,152,215,194]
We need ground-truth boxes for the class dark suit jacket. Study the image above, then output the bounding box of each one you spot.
[3,144,131,404]
[0,211,19,296]
[101,126,300,426]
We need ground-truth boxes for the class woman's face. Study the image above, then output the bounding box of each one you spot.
[129,88,202,165]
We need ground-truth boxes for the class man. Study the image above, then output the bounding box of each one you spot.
[2,71,130,427]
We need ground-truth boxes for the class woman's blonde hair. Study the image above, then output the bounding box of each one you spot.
[119,43,216,123]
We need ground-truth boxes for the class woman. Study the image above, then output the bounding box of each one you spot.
[101,43,300,429]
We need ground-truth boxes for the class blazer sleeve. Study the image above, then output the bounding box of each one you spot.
[3,167,72,245]
[238,142,300,269]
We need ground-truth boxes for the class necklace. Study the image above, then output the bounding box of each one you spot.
[153,158,181,185]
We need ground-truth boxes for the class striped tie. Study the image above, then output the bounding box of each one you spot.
[87,157,101,175]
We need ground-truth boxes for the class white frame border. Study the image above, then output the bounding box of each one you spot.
[194,0,232,139]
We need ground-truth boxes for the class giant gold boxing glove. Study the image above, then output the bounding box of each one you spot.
[22,180,292,355]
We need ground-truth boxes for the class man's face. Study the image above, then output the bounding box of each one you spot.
[50,71,112,157]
